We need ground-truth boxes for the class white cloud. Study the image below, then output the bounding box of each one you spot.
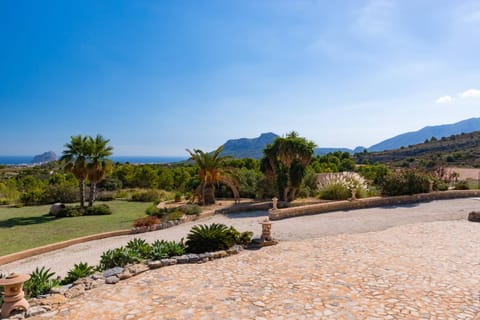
[435,95,453,104]
[459,88,480,98]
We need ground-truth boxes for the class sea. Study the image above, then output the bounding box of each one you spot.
[0,156,188,166]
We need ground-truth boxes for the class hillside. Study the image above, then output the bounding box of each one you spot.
[220,132,279,159]
[368,117,480,152]
[357,131,480,167]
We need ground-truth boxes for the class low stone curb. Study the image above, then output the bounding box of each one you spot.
[4,245,244,319]
[269,190,480,220]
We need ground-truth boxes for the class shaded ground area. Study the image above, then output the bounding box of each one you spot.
[2,198,479,278]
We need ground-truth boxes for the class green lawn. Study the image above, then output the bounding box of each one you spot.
[0,201,150,256]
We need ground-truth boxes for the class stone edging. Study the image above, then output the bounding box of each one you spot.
[22,246,245,319]
[269,190,480,220]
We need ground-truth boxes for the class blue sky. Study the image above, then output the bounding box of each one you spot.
[1,0,479,156]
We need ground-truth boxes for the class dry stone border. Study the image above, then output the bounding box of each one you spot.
[0,245,244,319]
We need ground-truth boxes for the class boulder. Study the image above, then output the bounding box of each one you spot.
[468,211,480,222]
[103,267,124,278]
[126,264,149,276]
[49,203,65,216]
[147,260,163,269]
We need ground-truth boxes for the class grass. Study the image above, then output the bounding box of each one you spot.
[0,200,150,256]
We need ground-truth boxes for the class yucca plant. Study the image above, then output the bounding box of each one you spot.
[186,223,236,253]
[150,240,185,260]
[126,238,152,259]
[61,262,95,285]
[24,267,59,298]
[98,247,141,270]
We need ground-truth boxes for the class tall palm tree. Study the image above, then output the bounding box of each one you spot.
[60,135,89,209]
[260,132,316,201]
[186,146,239,205]
[86,135,113,207]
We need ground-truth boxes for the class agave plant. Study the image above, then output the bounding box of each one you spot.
[126,238,152,259]
[150,240,185,260]
[98,247,141,270]
[186,223,238,253]
[61,262,95,285]
[24,267,59,298]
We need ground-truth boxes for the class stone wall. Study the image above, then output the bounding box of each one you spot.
[269,190,480,220]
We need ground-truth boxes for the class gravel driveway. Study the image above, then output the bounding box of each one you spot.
[1,198,479,277]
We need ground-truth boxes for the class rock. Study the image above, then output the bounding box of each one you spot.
[147,260,163,269]
[64,285,85,299]
[127,263,149,276]
[92,272,105,280]
[34,294,67,306]
[103,267,124,278]
[105,276,120,284]
[6,310,26,319]
[212,250,228,259]
[160,258,177,266]
[227,245,243,255]
[73,277,104,290]
[468,211,480,222]
[198,253,210,262]
[186,253,200,263]
[118,271,132,280]
[173,255,189,264]
[49,285,70,295]
[49,203,66,216]
[26,306,51,317]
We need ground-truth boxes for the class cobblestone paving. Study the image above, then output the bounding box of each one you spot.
[35,220,480,320]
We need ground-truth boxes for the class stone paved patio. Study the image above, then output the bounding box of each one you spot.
[31,220,480,320]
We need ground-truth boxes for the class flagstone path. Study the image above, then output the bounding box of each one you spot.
[30,219,480,320]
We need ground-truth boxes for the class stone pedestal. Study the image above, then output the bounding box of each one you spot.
[260,218,273,241]
[271,197,278,210]
[0,273,31,318]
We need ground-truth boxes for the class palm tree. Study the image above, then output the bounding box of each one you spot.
[86,135,113,207]
[186,146,239,205]
[260,132,316,201]
[60,135,89,209]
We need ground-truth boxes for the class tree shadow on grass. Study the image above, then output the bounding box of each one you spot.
[0,215,55,228]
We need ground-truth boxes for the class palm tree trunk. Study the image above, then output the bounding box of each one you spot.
[88,182,96,207]
[79,180,85,209]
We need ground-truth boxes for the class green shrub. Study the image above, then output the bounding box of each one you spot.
[163,210,184,222]
[381,169,431,196]
[61,262,95,285]
[181,204,201,215]
[42,184,78,203]
[150,240,185,260]
[126,238,152,259]
[132,216,161,228]
[24,267,59,298]
[98,247,141,270]
[319,183,351,200]
[131,190,159,202]
[433,180,449,191]
[19,190,44,206]
[454,180,470,190]
[145,204,165,217]
[56,206,83,217]
[84,204,112,216]
[174,192,182,202]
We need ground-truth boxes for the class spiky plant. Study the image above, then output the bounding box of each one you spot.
[150,240,185,260]
[24,267,59,298]
[186,223,238,253]
[61,262,95,285]
[126,238,152,259]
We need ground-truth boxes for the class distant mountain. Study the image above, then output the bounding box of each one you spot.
[357,130,480,167]
[32,151,57,164]
[368,117,480,152]
[314,146,366,155]
[220,132,279,159]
